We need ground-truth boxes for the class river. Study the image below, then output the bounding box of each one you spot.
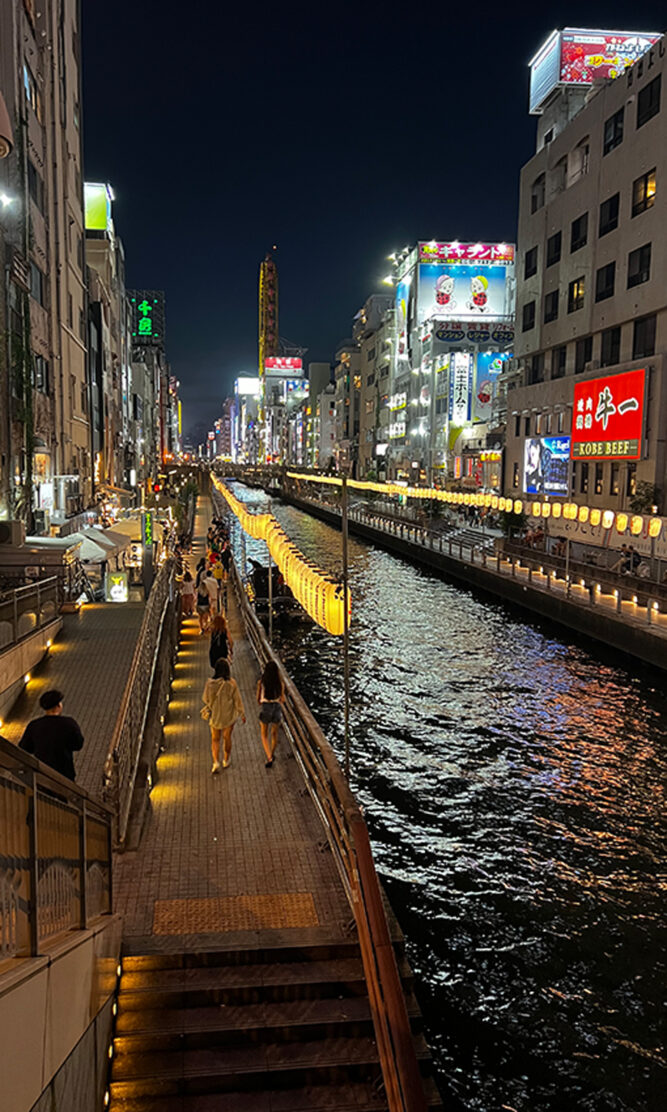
[226,483,666,1112]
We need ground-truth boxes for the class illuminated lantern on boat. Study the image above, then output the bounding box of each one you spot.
[491,496,499,509]
[532,502,541,517]
[615,512,628,534]
[551,503,562,519]
[541,502,551,517]
[649,517,662,539]
[630,515,643,535]
[578,506,589,524]
[563,503,578,520]
[513,500,523,514]
[602,510,614,529]
[590,508,602,526]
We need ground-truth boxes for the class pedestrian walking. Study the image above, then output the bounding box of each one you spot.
[256,659,285,767]
[220,541,232,581]
[209,613,233,670]
[18,689,84,781]
[181,570,196,616]
[202,568,220,617]
[201,659,245,772]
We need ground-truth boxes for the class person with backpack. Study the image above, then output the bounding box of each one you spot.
[201,659,245,772]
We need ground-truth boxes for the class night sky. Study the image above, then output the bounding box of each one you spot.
[82,2,666,437]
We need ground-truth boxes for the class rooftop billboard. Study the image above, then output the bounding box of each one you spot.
[264,356,303,375]
[129,290,165,346]
[571,368,646,461]
[84,182,113,233]
[529,28,661,114]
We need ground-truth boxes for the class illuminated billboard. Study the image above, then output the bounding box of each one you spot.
[236,376,260,396]
[129,290,165,346]
[529,29,660,113]
[419,263,513,324]
[264,356,302,375]
[84,182,113,233]
[524,437,570,496]
[472,352,510,423]
[419,242,515,265]
[571,368,646,461]
[449,352,473,425]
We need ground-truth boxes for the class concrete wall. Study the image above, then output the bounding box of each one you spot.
[0,618,62,721]
[0,913,122,1112]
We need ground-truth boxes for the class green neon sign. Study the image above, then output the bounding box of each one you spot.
[138,299,153,336]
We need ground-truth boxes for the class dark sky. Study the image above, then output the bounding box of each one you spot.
[82,2,666,437]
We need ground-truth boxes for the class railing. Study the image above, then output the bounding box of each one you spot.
[102,558,176,846]
[227,556,428,1112]
[0,736,113,960]
[0,577,62,653]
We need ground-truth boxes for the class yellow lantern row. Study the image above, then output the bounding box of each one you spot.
[285,471,664,541]
[212,477,348,636]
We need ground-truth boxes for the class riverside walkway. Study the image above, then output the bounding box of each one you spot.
[114,500,352,953]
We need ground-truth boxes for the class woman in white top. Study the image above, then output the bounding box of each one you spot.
[181,571,196,616]
[202,659,246,772]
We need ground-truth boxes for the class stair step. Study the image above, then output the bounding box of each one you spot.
[119,941,361,973]
[111,1035,385,1097]
[109,1079,391,1111]
[114,996,380,1053]
[117,958,375,1010]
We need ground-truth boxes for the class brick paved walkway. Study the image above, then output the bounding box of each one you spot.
[1,598,145,796]
[114,500,352,954]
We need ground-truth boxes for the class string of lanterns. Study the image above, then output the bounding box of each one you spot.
[285,471,663,540]
[212,476,348,635]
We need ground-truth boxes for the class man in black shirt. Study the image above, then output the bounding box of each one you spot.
[19,689,84,780]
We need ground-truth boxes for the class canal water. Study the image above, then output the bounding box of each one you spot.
[227,484,666,1112]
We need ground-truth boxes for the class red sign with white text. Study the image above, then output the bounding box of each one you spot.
[571,368,646,460]
[418,242,515,265]
[264,356,303,373]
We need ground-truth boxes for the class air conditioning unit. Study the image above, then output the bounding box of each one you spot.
[0,520,25,546]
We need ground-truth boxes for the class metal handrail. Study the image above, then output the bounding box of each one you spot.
[0,736,113,960]
[227,556,428,1112]
[102,558,176,846]
[0,576,62,653]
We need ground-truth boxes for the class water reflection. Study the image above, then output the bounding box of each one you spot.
[227,484,666,1112]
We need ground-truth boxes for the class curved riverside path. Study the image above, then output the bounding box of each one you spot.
[114,499,352,954]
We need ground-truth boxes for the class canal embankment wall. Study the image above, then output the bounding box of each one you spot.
[280,491,667,674]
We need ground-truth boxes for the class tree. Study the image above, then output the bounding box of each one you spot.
[497,508,527,538]
[629,481,660,514]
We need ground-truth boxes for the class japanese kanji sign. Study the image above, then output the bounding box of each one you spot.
[571,368,646,460]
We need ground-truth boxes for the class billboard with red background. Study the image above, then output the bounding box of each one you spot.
[571,368,646,460]
[559,30,661,86]
[264,357,303,374]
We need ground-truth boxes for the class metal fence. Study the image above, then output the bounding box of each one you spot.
[102,558,177,846]
[228,558,428,1112]
[0,737,113,960]
[0,577,62,653]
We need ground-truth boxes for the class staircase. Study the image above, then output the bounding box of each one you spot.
[108,940,442,1110]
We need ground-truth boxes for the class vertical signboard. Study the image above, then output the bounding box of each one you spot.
[449,352,472,425]
[571,368,646,460]
[129,290,166,346]
[141,509,154,598]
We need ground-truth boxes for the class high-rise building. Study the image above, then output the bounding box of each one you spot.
[505,28,665,513]
[0,0,87,530]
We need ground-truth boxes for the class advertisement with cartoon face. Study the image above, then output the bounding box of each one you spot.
[472,353,510,423]
[419,264,511,322]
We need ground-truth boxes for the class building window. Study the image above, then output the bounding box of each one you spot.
[557,410,567,433]
[632,314,656,358]
[528,354,545,384]
[366,347,375,361]
[569,138,590,182]
[610,462,620,495]
[30,262,46,306]
[626,463,637,496]
[595,262,616,302]
[512,461,520,489]
[535,413,544,435]
[567,277,585,313]
[603,108,624,154]
[627,243,651,288]
[544,290,559,323]
[599,193,620,236]
[570,212,588,252]
[552,345,566,378]
[543,128,554,146]
[600,326,621,367]
[522,301,536,332]
[632,168,656,216]
[546,231,562,267]
[530,173,545,213]
[575,336,592,373]
[524,415,530,436]
[67,293,73,327]
[595,463,603,495]
[580,462,589,494]
[524,246,538,278]
[33,355,49,393]
[23,63,42,122]
[553,155,568,192]
[637,74,661,128]
[80,383,87,414]
[27,160,44,213]
[514,414,521,437]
